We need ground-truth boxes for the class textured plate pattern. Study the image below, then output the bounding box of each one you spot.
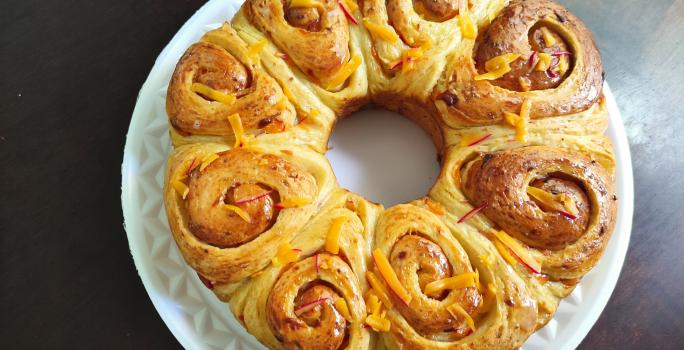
[121,1,634,349]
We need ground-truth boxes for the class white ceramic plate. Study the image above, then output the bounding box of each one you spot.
[121,1,634,349]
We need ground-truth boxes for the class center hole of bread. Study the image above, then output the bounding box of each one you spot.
[327,109,441,206]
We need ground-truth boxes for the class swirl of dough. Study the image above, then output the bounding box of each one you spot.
[247,0,352,88]
[224,189,382,349]
[166,23,296,145]
[460,146,617,278]
[373,200,537,349]
[433,0,603,126]
[164,142,336,284]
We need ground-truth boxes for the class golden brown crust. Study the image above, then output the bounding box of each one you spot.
[162,1,619,348]
[433,0,604,127]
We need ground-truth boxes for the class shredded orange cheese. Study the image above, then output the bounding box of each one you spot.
[222,204,251,223]
[539,27,556,47]
[475,53,521,81]
[171,179,190,199]
[526,187,578,216]
[290,0,325,11]
[271,243,301,266]
[334,298,352,321]
[191,83,236,105]
[228,113,244,148]
[535,52,552,71]
[424,198,445,215]
[398,47,425,73]
[275,198,312,209]
[503,99,531,142]
[459,11,477,39]
[366,313,391,332]
[247,38,267,61]
[362,18,399,43]
[325,55,361,90]
[557,56,569,75]
[325,217,347,254]
[199,153,219,171]
[364,291,390,331]
[494,230,541,273]
[494,240,518,266]
[460,133,489,147]
[342,0,358,12]
[366,292,382,315]
[365,272,394,308]
[424,272,478,297]
[447,303,476,331]
[372,249,413,306]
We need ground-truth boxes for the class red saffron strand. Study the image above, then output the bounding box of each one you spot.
[234,190,274,204]
[457,202,488,223]
[466,134,492,146]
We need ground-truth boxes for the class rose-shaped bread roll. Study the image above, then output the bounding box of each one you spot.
[163,141,335,285]
[430,131,616,325]
[233,0,368,116]
[166,23,297,146]
[371,199,537,349]
[227,189,383,350]
[433,0,604,128]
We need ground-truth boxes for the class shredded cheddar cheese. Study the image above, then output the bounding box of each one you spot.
[459,11,477,39]
[494,230,541,273]
[228,113,244,148]
[334,298,352,321]
[342,0,359,12]
[325,55,362,90]
[171,179,190,199]
[446,303,476,331]
[191,83,236,105]
[222,204,251,223]
[290,0,325,11]
[271,243,300,266]
[475,53,521,81]
[540,27,556,47]
[503,99,531,142]
[526,187,579,216]
[365,272,394,308]
[362,18,399,43]
[366,292,382,315]
[558,56,569,75]
[372,249,413,306]
[275,198,312,209]
[365,313,391,332]
[424,272,478,297]
[325,217,347,254]
[535,52,552,71]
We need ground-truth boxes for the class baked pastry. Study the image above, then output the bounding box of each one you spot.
[163,0,618,348]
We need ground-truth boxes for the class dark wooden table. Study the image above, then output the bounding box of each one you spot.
[2,0,682,349]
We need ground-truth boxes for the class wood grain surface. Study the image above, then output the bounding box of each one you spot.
[1,0,682,349]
